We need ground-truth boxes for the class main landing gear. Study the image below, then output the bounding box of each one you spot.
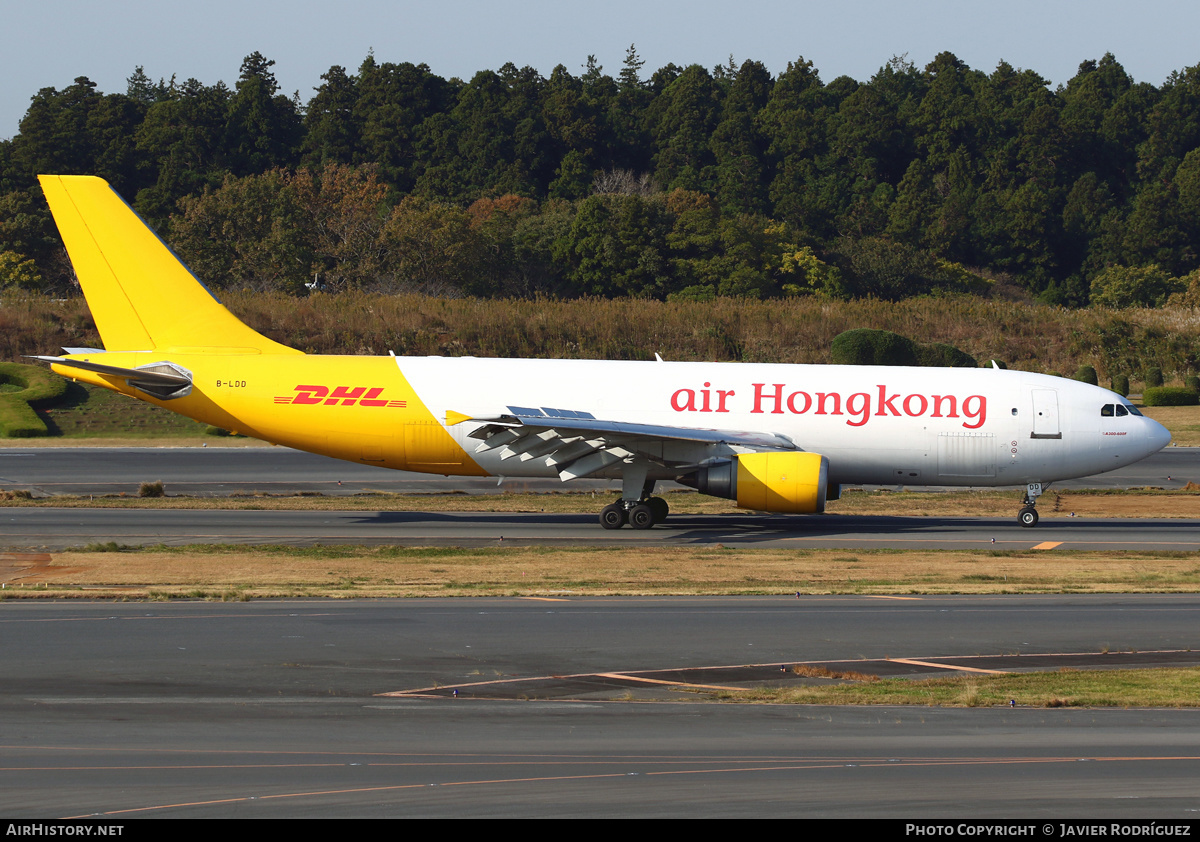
[599,496,670,530]
[1017,482,1045,528]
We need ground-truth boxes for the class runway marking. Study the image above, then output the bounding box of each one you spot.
[1032,541,1062,550]
[886,657,1009,674]
[383,649,1199,698]
[384,675,563,695]
[519,596,570,602]
[864,595,922,600]
[594,672,743,691]
[387,668,775,697]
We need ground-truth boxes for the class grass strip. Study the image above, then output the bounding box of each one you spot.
[1,487,1197,519]
[4,545,1200,599]
[710,667,1200,708]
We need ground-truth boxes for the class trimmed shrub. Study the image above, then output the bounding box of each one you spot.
[1144,367,1164,388]
[830,329,920,366]
[1111,374,1130,396]
[1186,375,1200,393]
[1074,365,1098,385]
[1143,386,1199,406]
[916,342,977,368]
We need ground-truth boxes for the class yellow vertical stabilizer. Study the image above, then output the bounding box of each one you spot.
[38,175,300,355]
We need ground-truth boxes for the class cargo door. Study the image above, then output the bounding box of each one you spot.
[1030,389,1061,439]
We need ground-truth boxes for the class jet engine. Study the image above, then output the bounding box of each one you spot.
[679,451,831,514]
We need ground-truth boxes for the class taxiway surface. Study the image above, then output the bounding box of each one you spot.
[3,446,1198,551]
[2,445,1197,496]
[3,595,1200,818]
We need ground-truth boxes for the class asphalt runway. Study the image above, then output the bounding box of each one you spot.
[2,446,1197,551]
[2,445,1197,496]
[5,508,1200,551]
[3,595,1200,818]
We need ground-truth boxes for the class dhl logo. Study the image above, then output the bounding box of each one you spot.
[274,385,407,408]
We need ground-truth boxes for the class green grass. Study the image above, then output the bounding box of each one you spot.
[0,361,68,437]
[33,380,208,438]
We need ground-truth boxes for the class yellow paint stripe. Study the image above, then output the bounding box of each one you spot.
[519,596,570,602]
[1032,541,1062,550]
[864,595,922,600]
[887,657,1008,675]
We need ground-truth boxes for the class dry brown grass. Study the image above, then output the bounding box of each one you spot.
[6,292,1200,381]
[831,489,1200,519]
[3,545,1200,599]
[2,487,1195,518]
[1142,406,1200,446]
[720,667,1200,707]
[791,664,881,682]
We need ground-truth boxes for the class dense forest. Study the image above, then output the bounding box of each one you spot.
[2,48,1200,307]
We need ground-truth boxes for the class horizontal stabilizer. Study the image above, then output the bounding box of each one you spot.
[28,356,193,400]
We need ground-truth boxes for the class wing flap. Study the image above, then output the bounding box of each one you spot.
[456,405,797,481]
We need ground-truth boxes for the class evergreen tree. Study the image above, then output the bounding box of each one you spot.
[223,52,301,176]
[650,65,721,193]
[303,65,361,168]
[710,60,773,216]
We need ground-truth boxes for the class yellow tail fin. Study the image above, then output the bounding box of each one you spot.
[38,175,299,355]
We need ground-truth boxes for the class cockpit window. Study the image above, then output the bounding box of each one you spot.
[1115,404,1129,417]
[1124,403,1143,416]
[1101,404,1114,417]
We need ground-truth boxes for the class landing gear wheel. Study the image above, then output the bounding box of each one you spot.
[1018,506,1039,527]
[647,496,669,524]
[629,503,655,530]
[600,502,627,529]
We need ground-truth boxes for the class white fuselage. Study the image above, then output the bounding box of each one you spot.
[397,358,1171,488]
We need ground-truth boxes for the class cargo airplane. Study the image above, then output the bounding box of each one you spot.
[31,175,1171,528]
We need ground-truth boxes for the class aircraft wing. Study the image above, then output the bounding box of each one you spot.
[456,405,796,481]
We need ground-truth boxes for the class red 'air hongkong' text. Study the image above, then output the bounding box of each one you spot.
[668,382,987,429]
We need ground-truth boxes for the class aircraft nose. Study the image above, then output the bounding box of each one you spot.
[1144,416,1172,454]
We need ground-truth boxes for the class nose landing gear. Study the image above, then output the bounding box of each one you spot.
[1017,482,1045,527]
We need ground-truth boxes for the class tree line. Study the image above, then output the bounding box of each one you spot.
[2,48,1200,306]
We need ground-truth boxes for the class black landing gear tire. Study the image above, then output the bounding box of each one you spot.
[1018,506,1039,527]
[600,502,627,529]
[629,503,656,530]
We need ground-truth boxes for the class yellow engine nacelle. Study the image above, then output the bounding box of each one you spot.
[681,451,831,514]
